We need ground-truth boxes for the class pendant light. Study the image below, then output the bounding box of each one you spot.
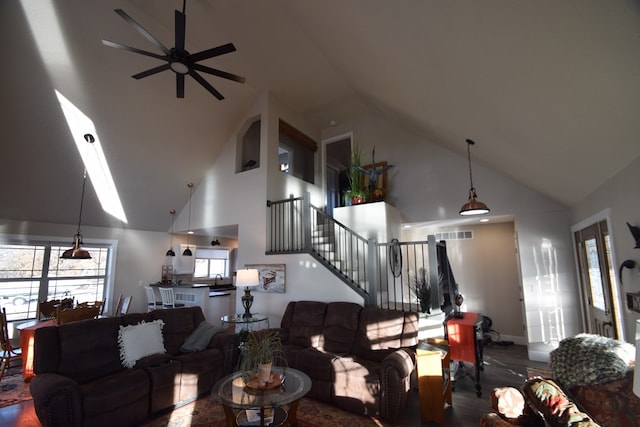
[459,138,490,216]
[165,209,176,256]
[61,169,92,259]
[182,182,194,256]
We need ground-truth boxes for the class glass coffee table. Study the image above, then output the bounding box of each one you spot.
[212,366,311,427]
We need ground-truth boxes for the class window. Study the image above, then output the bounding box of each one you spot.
[278,119,317,184]
[0,241,112,321]
[193,248,230,278]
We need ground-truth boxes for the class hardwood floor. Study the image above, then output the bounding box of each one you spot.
[0,343,547,426]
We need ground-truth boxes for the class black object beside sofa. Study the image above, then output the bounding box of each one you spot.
[273,300,419,422]
[29,306,238,427]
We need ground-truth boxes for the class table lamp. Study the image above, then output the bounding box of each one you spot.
[236,268,259,319]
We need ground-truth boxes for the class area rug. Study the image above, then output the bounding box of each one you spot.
[140,396,390,427]
[0,366,32,408]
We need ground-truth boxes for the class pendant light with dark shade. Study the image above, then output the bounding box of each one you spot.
[61,135,95,259]
[165,209,176,256]
[459,138,490,216]
[183,182,194,256]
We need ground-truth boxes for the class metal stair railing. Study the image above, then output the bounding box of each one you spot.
[266,192,441,311]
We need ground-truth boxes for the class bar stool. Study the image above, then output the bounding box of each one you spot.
[159,287,185,309]
[144,286,162,312]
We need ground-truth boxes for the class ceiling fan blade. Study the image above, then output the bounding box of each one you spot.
[189,71,224,100]
[102,40,166,61]
[177,74,185,98]
[114,9,170,56]
[132,63,170,79]
[192,64,246,83]
[189,43,236,63]
[175,10,186,52]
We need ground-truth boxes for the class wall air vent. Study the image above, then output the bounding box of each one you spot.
[435,231,473,241]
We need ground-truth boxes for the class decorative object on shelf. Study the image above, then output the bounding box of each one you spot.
[236,268,259,318]
[627,222,640,249]
[411,267,431,314]
[210,236,220,246]
[62,134,95,259]
[239,330,286,387]
[345,145,367,205]
[101,3,245,99]
[166,209,176,256]
[355,147,393,202]
[459,138,490,216]
[245,264,286,293]
[183,183,194,256]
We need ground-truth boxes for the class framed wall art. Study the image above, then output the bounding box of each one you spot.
[245,263,286,293]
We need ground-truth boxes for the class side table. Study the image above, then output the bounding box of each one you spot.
[221,313,270,333]
[416,340,452,426]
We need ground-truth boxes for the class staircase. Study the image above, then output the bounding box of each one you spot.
[266,192,442,311]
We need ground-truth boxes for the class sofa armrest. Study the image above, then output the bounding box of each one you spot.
[29,373,83,427]
[379,348,415,421]
[381,348,415,379]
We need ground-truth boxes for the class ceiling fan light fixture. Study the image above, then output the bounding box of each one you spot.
[459,138,490,216]
[169,61,189,74]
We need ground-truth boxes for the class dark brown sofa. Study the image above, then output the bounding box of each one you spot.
[273,301,418,421]
[29,306,238,427]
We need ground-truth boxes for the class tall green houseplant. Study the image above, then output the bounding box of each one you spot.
[346,145,366,205]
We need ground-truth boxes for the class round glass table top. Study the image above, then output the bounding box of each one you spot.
[212,367,311,410]
[221,313,268,324]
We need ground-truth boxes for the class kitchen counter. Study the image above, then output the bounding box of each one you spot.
[150,283,236,322]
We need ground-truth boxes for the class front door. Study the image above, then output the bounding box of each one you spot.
[574,220,618,338]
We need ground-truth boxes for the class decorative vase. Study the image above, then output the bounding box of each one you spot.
[257,362,272,386]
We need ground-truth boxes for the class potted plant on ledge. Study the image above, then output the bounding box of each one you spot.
[239,330,287,387]
[345,145,367,205]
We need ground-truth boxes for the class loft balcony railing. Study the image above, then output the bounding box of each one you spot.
[266,193,444,312]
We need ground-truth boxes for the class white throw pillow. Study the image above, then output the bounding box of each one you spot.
[118,319,166,368]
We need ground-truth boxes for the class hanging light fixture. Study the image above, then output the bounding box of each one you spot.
[165,209,176,256]
[182,182,194,256]
[61,137,93,259]
[459,138,490,216]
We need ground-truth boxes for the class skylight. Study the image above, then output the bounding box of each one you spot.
[56,90,127,223]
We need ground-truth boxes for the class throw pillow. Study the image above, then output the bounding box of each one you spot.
[118,319,166,368]
[550,334,635,388]
[522,377,600,427]
[180,320,226,352]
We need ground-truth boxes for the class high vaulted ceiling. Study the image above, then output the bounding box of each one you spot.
[1,0,639,234]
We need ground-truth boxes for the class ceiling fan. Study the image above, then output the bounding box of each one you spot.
[101,2,245,99]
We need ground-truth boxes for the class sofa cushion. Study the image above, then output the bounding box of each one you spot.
[521,377,600,427]
[56,316,123,384]
[293,348,339,382]
[322,302,361,353]
[351,307,407,362]
[550,334,635,388]
[80,367,150,417]
[152,307,204,354]
[118,319,166,368]
[180,320,225,352]
[332,355,380,416]
[286,301,327,348]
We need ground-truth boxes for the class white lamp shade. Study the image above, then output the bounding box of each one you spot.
[236,269,259,287]
[634,319,640,397]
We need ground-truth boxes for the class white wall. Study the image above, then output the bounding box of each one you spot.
[571,154,640,342]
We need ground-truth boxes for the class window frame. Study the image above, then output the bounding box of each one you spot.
[0,234,117,321]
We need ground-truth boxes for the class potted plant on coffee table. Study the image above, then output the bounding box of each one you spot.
[239,330,287,387]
